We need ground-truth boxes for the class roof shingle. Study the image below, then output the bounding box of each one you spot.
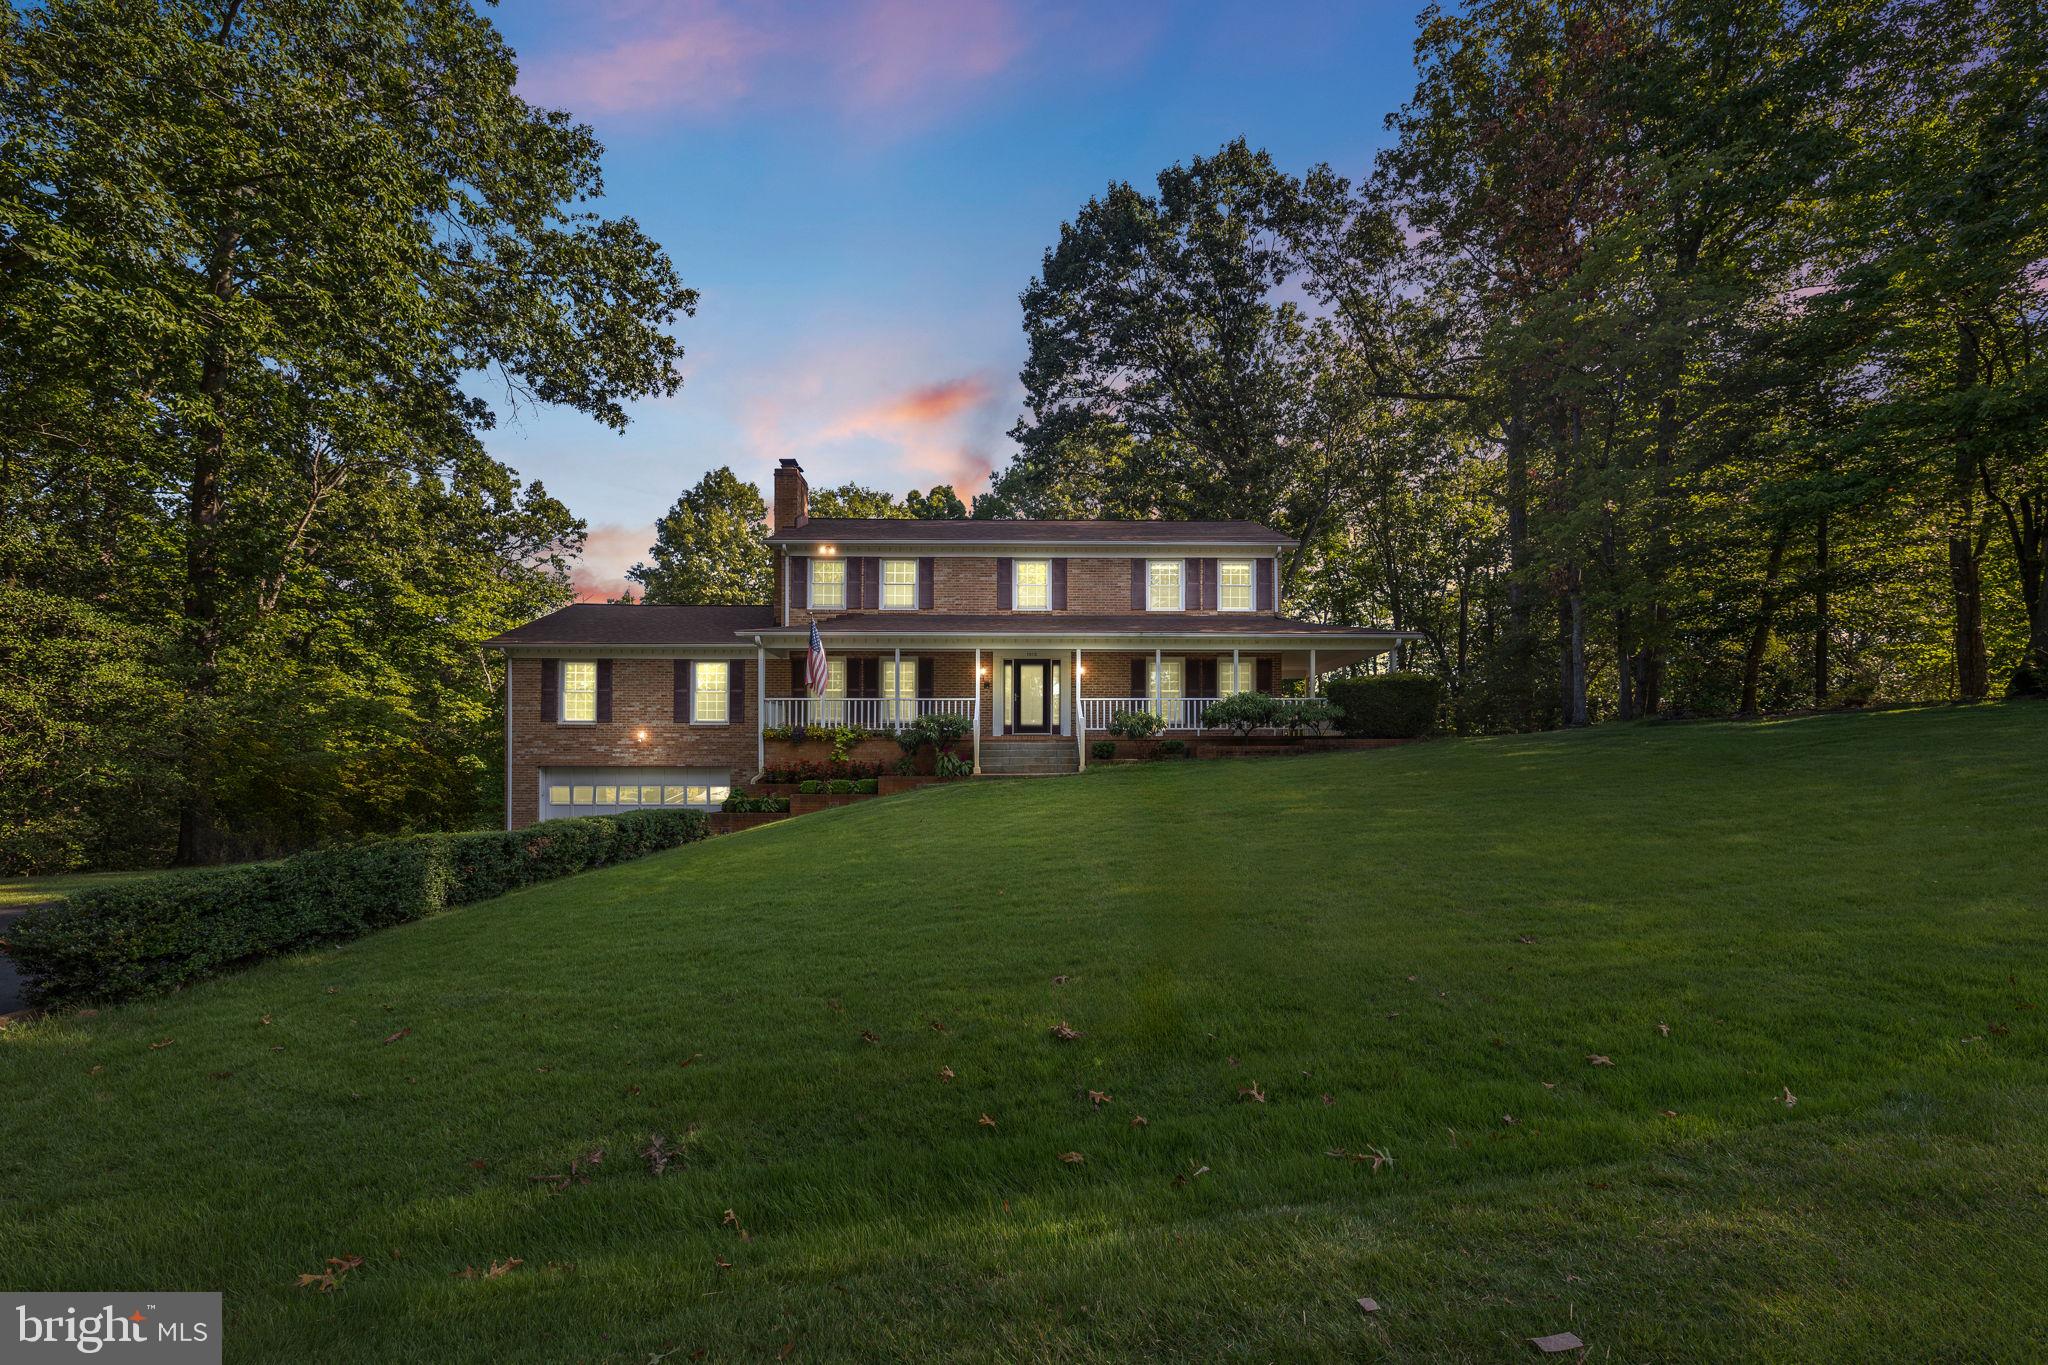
[483,603,776,648]
[766,518,1295,547]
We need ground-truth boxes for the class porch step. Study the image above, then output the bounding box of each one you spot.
[977,742,1079,775]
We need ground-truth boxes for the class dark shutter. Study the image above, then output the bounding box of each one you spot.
[674,659,690,722]
[1257,558,1275,611]
[860,658,880,698]
[1202,559,1219,610]
[789,555,807,610]
[540,659,558,721]
[918,557,934,610]
[917,657,935,698]
[866,557,881,610]
[1130,559,1146,609]
[1191,659,1213,697]
[996,557,1013,611]
[1051,558,1068,610]
[596,659,613,722]
[1130,658,1146,694]
[730,660,746,722]
[1257,657,1274,693]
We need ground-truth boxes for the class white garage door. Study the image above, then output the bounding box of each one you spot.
[540,766,732,821]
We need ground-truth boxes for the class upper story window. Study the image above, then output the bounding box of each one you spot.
[1147,559,1183,611]
[809,557,846,610]
[1218,560,1253,612]
[560,661,597,722]
[882,558,918,609]
[693,661,729,723]
[1014,559,1051,611]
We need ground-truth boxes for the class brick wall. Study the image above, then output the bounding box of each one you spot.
[508,656,758,830]
[778,552,1274,623]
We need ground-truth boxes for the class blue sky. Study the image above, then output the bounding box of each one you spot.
[487,0,1425,596]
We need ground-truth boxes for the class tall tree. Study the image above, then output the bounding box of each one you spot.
[629,467,773,605]
[905,484,968,519]
[807,483,909,519]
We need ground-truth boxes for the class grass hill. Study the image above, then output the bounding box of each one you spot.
[3,704,2045,1361]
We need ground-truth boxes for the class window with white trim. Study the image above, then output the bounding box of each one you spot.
[1221,658,1258,694]
[809,557,846,610]
[882,558,918,609]
[819,657,848,724]
[1218,560,1253,612]
[879,657,919,723]
[1147,560,1183,611]
[560,660,597,722]
[693,660,729,723]
[1014,559,1050,611]
[548,784,571,806]
[1146,657,1184,719]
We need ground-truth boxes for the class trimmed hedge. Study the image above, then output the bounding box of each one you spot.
[1324,672,1442,738]
[3,810,709,1008]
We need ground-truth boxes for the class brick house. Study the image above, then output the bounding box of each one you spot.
[486,459,1408,828]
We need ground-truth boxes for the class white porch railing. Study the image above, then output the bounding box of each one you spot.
[763,696,974,731]
[1080,696,1212,732]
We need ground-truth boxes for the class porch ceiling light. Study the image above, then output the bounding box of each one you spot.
[818,545,837,556]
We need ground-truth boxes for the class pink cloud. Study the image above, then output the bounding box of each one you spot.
[518,2,758,116]
[741,359,1003,499]
[570,521,656,602]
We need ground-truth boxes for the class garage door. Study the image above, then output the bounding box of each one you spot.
[540,766,732,822]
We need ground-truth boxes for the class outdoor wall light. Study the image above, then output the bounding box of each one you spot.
[635,727,650,742]
[818,545,837,556]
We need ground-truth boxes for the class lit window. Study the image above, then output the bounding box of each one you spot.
[710,785,731,804]
[1218,560,1253,611]
[594,784,617,805]
[560,661,597,722]
[686,785,709,806]
[663,786,687,806]
[1014,560,1050,611]
[547,785,570,806]
[571,785,595,805]
[694,661,729,723]
[1221,658,1258,694]
[819,657,847,724]
[882,559,918,609]
[617,786,639,805]
[1146,658,1184,718]
[641,785,662,805]
[809,558,846,610]
[880,657,919,724]
[1147,560,1182,611]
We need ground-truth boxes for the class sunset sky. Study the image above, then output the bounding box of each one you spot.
[488,1,1421,598]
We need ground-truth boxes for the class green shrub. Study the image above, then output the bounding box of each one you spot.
[3,811,710,1008]
[1091,740,1117,760]
[855,777,879,794]
[2008,666,2046,698]
[721,793,791,814]
[1324,672,1442,738]
[935,752,973,778]
[1158,738,1187,758]
[827,778,857,795]
[797,779,825,794]
[894,711,971,754]
[1200,691,1280,736]
[1274,697,1341,736]
[1107,709,1165,739]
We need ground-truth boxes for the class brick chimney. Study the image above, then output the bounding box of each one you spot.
[772,458,809,530]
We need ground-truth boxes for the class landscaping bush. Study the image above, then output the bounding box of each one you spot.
[1091,740,1117,760]
[759,759,885,784]
[721,793,791,814]
[855,777,879,794]
[1107,709,1165,739]
[827,778,857,795]
[1324,672,1441,738]
[1274,697,1341,736]
[3,810,710,1008]
[1201,691,1281,736]
[798,779,826,794]
[935,753,973,778]
[1158,738,1188,758]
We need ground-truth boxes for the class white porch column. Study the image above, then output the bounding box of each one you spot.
[1153,646,1163,726]
[755,643,767,775]
[972,647,982,774]
[893,644,902,727]
[503,653,514,830]
[1308,648,1317,696]
[1232,646,1240,696]
[1075,647,1086,771]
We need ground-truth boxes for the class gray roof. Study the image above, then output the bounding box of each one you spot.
[766,518,1295,548]
[484,603,776,648]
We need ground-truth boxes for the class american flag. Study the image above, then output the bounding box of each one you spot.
[806,621,830,698]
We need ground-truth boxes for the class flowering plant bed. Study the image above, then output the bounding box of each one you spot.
[790,791,879,815]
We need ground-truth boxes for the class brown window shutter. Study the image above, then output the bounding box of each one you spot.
[1051,558,1068,610]
[1130,558,1146,609]
[866,557,881,609]
[996,557,1013,611]
[1256,657,1274,693]
[729,659,745,719]
[674,659,690,721]
[860,658,880,698]
[596,659,613,722]
[918,557,935,610]
[789,555,806,610]
[1193,659,1214,696]
[540,659,558,721]
[1130,658,1145,694]
[1202,558,1218,610]
[917,657,935,698]
[1257,558,1275,611]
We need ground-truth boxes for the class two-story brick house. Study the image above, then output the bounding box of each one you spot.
[487,459,1406,828]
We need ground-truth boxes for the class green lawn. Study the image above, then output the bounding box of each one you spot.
[0,868,159,911]
[3,705,2045,1362]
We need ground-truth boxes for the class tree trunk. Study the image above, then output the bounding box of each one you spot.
[1949,322,1991,701]
[1559,570,1588,727]
[1740,526,1791,716]
[1813,508,1830,706]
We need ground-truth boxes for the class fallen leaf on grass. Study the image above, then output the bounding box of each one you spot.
[826,999,843,1013]
[1516,934,1536,944]
[530,1148,604,1191]
[858,1031,879,1045]
[296,1254,364,1292]
[1326,1147,1394,1172]
[937,1066,955,1082]
[1058,1151,1085,1165]
[382,1027,411,1045]
[1541,1081,1557,1089]
[1226,1055,1241,1068]
[259,1015,272,1026]
[1659,1109,1680,1118]
[468,1160,487,1170]
[1087,1090,1111,1107]
[1586,1054,1613,1067]
[679,1053,702,1068]
[1130,1115,1148,1127]
[324,986,339,994]
[978,1113,996,1128]
[778,1340,795,1359]
[1049,1021,1083,1042]
[1780,1086,1798,1108]
[148,1038,175,1051]
[624,1085,642,1097]
[721,1209,750,1241]
[642,1134,679,1177]
[1501,1114,1517,1126]
[271,1045,285,1053]
[1656,1022,1671,1037]
[1988,1022,2011,1037]
[714,1256,732,1270]
[1171,1163,1210,1187]
[928,1019,947,1033]
[1238,1082,1266,1103]
[1321,1093,1336,1106]
[1051,974,1070,985]
[87,1065,104,1076]
[485,1258,523,1279]
[1385,1012,1401,1021]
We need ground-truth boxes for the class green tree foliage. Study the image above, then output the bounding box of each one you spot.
[905,485,969,519]
[629,467,772,605]
[808,483,909,518]
[0,0,691,868]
